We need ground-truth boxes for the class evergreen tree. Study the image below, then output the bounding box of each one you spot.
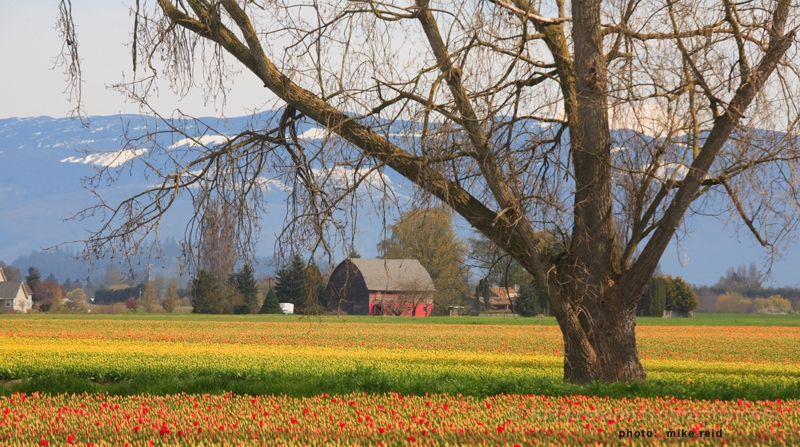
[514,283,543,317]
[275,254,307,310]
[26,267,41,297]
[230,264,260,314]
[638,277,668,317]
[259,288,283,314]
[191,269,224,314]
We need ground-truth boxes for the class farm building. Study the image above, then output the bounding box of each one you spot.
[325,258,435,316]
[0,268,33,313]
[488,286,519,311]
[467,285,520,312]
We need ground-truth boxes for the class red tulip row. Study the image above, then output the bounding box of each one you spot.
[2,392,797,446]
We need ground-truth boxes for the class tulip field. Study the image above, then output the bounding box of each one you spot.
[3,391,799,446]
[0,314,799,445]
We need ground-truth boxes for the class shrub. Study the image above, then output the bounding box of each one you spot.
[715,292,752,313]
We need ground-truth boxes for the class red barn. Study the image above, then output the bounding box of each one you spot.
[326,258,435,316]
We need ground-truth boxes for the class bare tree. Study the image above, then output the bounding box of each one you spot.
[61,0,799,383]
[198,196,238,281]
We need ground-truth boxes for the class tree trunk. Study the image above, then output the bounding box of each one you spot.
[558,290,645,384]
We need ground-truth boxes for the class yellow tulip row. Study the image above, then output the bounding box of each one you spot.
[3,317,798,363]
[2,335,798,389]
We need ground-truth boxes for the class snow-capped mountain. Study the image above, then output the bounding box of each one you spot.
[0,113,399,279]
[1,113,798,286]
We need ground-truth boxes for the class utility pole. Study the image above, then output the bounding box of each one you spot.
[145,263,153,283]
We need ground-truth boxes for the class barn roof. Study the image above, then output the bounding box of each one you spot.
[349,258,435,292]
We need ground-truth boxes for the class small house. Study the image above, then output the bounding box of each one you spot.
[326,258,435,316]
[488,286,519,311]
[0,268,33,313]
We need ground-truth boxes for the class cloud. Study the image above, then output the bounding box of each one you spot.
[61,149,147,168]
[256,177,289,193]
[169,135,230,149]
[298,127,329,140]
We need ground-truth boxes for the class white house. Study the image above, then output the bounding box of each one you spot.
[0,268,33,313]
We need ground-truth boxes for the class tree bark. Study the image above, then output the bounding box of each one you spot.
[565,296,644,382]
[549,284,645,383]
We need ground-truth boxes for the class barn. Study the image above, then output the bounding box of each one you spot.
[325,258,435,316]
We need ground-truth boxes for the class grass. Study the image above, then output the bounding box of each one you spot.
[5,368,799,401]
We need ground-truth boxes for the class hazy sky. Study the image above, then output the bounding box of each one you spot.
[0,1,271,119]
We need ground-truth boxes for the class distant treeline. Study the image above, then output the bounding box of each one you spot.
[694,264,800,312]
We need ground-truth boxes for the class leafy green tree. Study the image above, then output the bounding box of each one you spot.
[665,276,699,312]
[259,288,283,314]
[349,250,361,259]
[191,269,224,314]
[379,207,467,313]
[66,288,89,313]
